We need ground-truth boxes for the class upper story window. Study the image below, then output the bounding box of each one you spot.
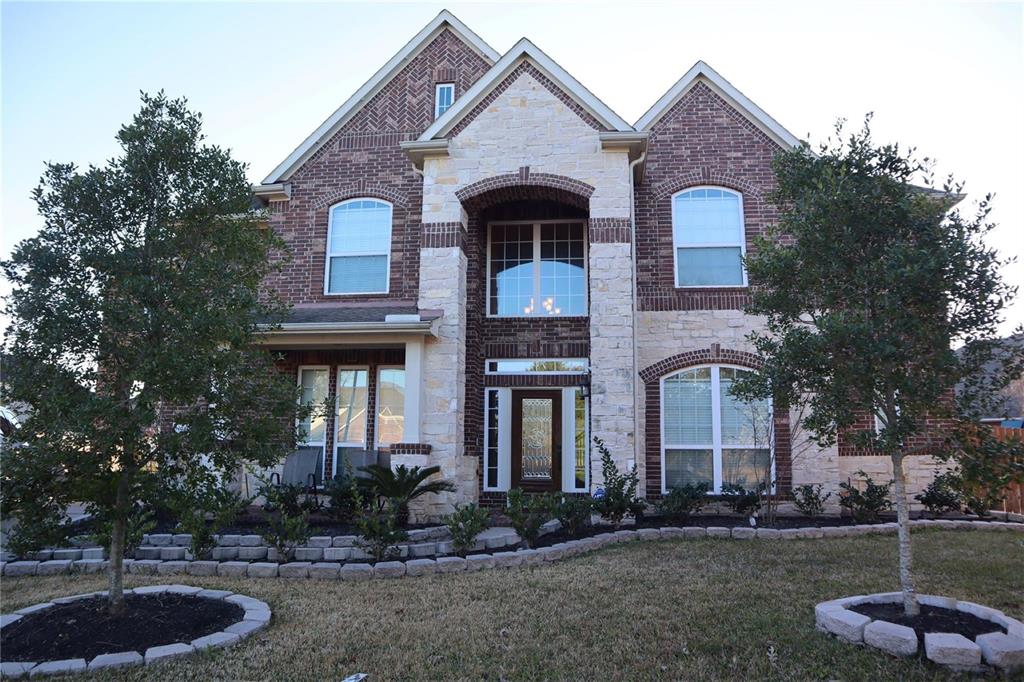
[672,187,746,287]
[487,221,587,317]
[326,199,392,295]
[434,83,455,119]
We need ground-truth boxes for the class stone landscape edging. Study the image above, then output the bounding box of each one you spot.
[815,591,1024,672]
[1,519,1020,582]
[0,585,270,679]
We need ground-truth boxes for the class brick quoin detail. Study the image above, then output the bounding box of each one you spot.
[589,217,632,244]
[635,80,783,312]
[388,443,433,456]
[446,62,608,138]
[421,222,468,250]
[456,168,595,212]
[640,346,792,499]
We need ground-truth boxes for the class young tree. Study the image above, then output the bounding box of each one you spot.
[732,116,1021,616]
[0,93,301,613]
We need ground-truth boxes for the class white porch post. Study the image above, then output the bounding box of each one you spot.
[403,337,424,443]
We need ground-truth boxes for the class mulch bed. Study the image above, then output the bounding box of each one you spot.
[849,603,1007,645]
[0,594,244,662]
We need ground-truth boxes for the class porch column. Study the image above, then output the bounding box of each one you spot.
[402,337,424,443]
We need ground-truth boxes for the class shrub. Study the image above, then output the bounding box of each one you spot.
[90,505,155,559]
[6,503,72,558]
[721,482,764,520]
[505,488,553,548]
[444,503,491,555]
[590,437,644,528]
[839,470,892,523]
[259,481,320,516]
[553,494,593,536]
[656,482,709,523]
[358,464,455,526]
[175,489,244,560]
[355,499,408,562]
[915,471,963,517]
[792,484,832,517]
[324,475,361,522]
[261,509,310,563]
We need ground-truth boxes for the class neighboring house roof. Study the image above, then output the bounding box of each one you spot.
[635,60,802,149]
[261,10,499,185]
[417,37,634,141]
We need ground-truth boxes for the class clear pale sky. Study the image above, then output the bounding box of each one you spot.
[2,1,1022,334]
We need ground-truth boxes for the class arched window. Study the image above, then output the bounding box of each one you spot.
[325,198,392,294]
[672,187,746,287]
[661,365,771,493]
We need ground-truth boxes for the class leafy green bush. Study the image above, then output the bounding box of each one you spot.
[721,482,764,520]
[355,499,409,562]
[90,505,155,559]
[358,464,455,526]
[261,509,310,563]
[915,471,963,517]
[444,503,491,555]
[792,484,832,517]
[259,481,320,516]
[590,437,644,528]
[505,488,553,548]
[6,503,72,558]
[174,489,245,559]
[553,494,592,536]
[656,482,709,523]
[324,475,361,522]
[839,471,892,523]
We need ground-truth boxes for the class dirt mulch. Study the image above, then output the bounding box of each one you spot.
[849,602,1007,645]
[0,594,244,662]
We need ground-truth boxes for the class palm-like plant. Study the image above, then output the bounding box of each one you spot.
[358,464,455,525]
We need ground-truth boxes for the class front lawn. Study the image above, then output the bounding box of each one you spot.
[2,530,1021,680]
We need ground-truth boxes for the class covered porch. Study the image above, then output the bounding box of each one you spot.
[250,304,440,495]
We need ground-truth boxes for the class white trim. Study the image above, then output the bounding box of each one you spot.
[296,365,330,447]
[485,358,588,375]
[334,365,369,478]
[262,11,499,183]
[434,82,455,120]
[485,220,589,318]
[419,37,633,141]
[670,186,748,289]
[498,388,512,491]
[483,387,503,492]
[324,198,393,296]
[403,338,423,443]
[635,61,801,149]
[374,365,405,447]
[561,387,590,493]
[660,364,775,494]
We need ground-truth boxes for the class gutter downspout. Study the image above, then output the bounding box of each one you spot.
[627,150,646,490]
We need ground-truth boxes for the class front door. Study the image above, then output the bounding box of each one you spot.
[511,390,562,491]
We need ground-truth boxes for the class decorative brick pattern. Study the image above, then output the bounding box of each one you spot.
[638,346,763,385]
[388,443,433,456]
[421,222,468,250]
[588,217,632,243]
[635,81,783,311]
[456,168,595,210]
[446,62,608,138]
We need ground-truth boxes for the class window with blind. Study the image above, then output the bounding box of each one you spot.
[672,187,746,287]
[325,199,392,294]
[661,365,772,493]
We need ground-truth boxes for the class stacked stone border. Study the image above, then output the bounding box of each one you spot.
[815,592,1024,673]
[1,520,1019,583]
[0,585,270,678]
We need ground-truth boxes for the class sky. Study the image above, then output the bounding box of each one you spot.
[2,1,1022,335]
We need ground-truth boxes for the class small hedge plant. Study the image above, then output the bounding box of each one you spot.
[656,483,709,523]
[792,484,832,517]
[720,482,764,521]
[444,503,491,556]
[839,470,892,523]
[553,494,593,536]
[505,488,553,548]
[590,437,644,528]
[915,471,964,517]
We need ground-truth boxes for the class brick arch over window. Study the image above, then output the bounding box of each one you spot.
[641,345,792,499]
[652,168,764,201]
[456,167,594,212]
[312,182,409,211]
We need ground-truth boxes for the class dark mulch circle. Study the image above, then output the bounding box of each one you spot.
[849,602,1007,645]
[0,594,245,662]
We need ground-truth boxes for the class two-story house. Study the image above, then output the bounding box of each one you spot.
[253,10,946,519]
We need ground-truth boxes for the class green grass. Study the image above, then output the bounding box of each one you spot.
[2,530,1022,680]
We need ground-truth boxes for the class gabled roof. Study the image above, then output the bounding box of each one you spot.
[417,37,634,141]
[262,10,499,184]
[635,61,801,148]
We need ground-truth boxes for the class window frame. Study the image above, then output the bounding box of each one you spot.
[434,82,455,119]
[323,198,393,296]
[374,365,405,447]
[296,365,330,448]
[485,219,589,319]
[333,364,370,477]
[659,364,774,494]
[484,358,588,375]
[670,186,748,289]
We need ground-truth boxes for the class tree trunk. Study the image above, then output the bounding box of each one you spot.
[107,475,130,615]
[891,451,920,617]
